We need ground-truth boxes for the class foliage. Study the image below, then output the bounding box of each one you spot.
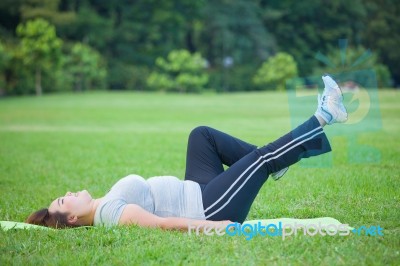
[0,0,399,94]
[2,41,36,95]
[147,50,209,92]
[261,0,368,78]
[362,0,400,85]
[16,18,62,95]
[253,52,298,90]
[63,43,107,91]
[209,64,259,92]
[19,0,76,25]
[0,41,9,69]
[313,45,393,88]
[0,41,11,92]
[107,62,150,91]
[199,0,275,66]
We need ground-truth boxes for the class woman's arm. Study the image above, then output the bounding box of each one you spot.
[119,204,230,231]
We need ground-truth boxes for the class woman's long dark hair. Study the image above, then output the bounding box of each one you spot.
[26,208,81,229]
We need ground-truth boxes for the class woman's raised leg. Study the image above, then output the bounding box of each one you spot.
[202,74,348,223]
[202,115,330,222]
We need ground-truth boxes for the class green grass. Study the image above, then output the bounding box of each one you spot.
[0,90,399,265]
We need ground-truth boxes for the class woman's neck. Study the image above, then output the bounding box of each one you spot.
[79,198,103,226]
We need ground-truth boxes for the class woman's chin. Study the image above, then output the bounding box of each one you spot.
[81,190,92,201]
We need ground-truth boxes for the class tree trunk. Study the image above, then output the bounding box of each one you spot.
[35,67,42,96]
[186,28,195,53]
[75,73,82,92]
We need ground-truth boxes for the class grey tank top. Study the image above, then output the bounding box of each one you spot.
[94,175,205,226]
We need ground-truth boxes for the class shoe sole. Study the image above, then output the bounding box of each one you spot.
[271,167,289,181]
[321,74,348,124]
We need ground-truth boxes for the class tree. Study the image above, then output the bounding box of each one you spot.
[0,41,11,94]
[313,45,392,88]
[1,0,397,94]
[147,49,209,92]
[200,0,275,66]
[199,0,276,91]
[64,43,107,91]
[253,52,298,90]
[16,18,62,95]
[362,0,400,85]
[20,0,76,26]
[260,0,367,77]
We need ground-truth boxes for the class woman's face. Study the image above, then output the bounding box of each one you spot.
[48,190,93,221]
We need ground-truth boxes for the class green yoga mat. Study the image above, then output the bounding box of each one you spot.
[244,217,354,231]
[1,217,353,231]
[1,221,53,231]
[0,221,93,231]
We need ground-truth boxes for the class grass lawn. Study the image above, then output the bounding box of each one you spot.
[0,90,399,265]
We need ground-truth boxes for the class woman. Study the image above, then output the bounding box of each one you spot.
[26,74,347,230]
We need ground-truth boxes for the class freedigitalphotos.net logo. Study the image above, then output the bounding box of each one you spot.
[187,222,384,240]
[225,221,350,240]
[351,225,384,236]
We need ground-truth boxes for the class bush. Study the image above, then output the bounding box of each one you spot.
[126,65,150,91]
[252,52,299,91]
[209,64,259,92]
[312,46,393,88]
[63,43,107,91]
[147,49,209,93]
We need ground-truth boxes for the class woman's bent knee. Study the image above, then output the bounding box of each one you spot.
[189,126,210,137]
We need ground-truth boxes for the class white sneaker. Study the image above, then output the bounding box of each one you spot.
[270,167,289,181]
[315,74,348,125]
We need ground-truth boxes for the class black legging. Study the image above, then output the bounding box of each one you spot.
[184,116,332,223]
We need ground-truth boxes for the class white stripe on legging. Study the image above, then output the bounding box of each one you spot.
[204,126,323,215]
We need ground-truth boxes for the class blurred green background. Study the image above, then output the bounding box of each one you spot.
[0,0,398,96]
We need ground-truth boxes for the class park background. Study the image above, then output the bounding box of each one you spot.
[0,0,399,95]
[1,0,399,265]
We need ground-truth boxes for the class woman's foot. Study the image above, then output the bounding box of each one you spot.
[272,75,346,181]
[315,74,348,125]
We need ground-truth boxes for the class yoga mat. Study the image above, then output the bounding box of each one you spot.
[244,217,354,231]
[0,221,92,231]
[1,221,53,231]
[1,217,353,231]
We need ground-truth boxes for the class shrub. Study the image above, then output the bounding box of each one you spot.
[147,50,209,93]
[63,43,107,91]
[252,52,299,91]
[312,46,393,88]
